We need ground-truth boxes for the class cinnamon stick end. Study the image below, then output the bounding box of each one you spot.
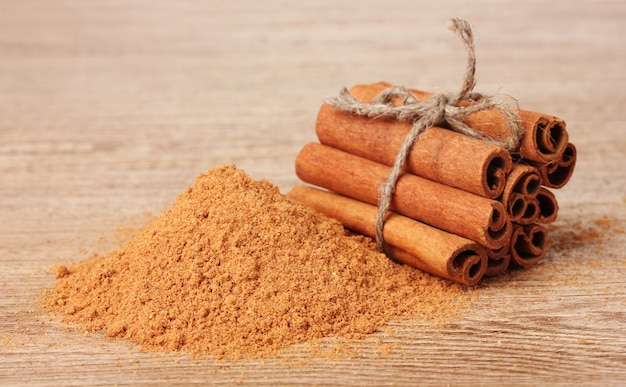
[542,142,577,189]
[485,201,512,249]
[485,254,511,277]
[484,149,513,199]
[510,224,548,268]
[536,187,559,224]
[447,247,487,286]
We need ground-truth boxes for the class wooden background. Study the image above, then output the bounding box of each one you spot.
[1,0,625,385]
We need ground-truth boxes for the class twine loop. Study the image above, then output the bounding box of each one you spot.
[325,18,524,252]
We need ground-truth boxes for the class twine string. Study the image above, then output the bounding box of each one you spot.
[325,18,524,252]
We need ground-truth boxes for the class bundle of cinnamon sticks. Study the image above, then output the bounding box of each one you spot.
[287,82,576,285]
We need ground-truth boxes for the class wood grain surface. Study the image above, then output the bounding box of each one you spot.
[1,0,625,385]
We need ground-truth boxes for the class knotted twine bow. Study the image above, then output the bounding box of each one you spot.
[325,18,524,253]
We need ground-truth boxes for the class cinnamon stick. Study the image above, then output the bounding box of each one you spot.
[316,103,512,199]
[485,243,511,277]
[510,223,548,268]
[349,82,569,164]
[536,187,559,224]
[517,197,540,226]
[504,164,542,197]
[295,142,511,249]
[286,185,487,285]
[498,163,541,224]
[504,192,540,225]
[515,111,568,163]
[535,142,577,189]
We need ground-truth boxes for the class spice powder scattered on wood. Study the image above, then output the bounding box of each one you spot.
[42,165,466,360]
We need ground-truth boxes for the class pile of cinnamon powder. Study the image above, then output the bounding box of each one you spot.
[42,165,465,359]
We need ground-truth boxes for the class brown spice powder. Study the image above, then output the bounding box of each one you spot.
[42,165,466,360]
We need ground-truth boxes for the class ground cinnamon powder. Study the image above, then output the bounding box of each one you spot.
[42,165,466,359]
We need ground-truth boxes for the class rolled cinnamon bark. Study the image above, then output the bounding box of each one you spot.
[286,185,487,285]
[536,142,577,189]
[498,163,541,224]
[517,197,540,226]
[505,192,527,222]
[349,82,569,164]
[485,243,511,277]
[516,111,568,164]
[295,143,511,249]
[504,164,542,197]
[536,187,559,224]
[510,223,548,268]
[316,103,512,199]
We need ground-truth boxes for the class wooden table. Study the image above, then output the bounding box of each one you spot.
[1,0,625,385]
